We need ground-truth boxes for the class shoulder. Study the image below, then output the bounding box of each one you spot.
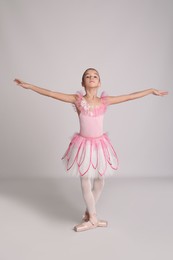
[74,91,83,104]
[100,91,109,106]
[73,91,85,114]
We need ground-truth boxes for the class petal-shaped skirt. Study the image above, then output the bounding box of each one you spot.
[62,133,119,178]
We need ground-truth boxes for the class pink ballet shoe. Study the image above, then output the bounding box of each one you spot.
[97,219,108,227]
[74,214,108,232]
[82,211,108,226]
[82,211,89,222]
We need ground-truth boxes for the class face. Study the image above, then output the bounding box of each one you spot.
[82,69,101,89]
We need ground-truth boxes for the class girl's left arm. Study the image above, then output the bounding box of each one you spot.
[107,88,168,105]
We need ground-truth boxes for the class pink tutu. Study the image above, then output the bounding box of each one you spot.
[62,133,118,178]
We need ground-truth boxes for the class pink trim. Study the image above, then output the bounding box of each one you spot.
[62,133,119,177]
[74,91,108,117]
[104,134,119,170]
[91,141,98,169]
[99,139,108,176]
[76,139,86,166]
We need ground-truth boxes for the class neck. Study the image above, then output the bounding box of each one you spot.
[85,88,98,100]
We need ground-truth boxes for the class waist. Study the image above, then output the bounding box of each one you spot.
[78,132,106,139]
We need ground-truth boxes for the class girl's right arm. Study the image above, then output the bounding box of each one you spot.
[14,79,77,103]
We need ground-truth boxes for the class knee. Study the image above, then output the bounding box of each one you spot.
[80,178,91,192]
[95,177,105,189]
[99,178,105,188]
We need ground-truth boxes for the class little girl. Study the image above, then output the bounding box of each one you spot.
[14,68,168,232]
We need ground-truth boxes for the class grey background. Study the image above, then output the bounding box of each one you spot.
[0,0,173,178]
[1,1,173,260]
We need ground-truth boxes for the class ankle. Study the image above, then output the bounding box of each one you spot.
[89,213,98,224]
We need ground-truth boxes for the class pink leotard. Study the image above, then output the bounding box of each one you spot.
[62,92,119,178]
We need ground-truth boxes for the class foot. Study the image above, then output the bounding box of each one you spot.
[74,213,98,232]
[82,211,89,222]
[74,213,108,232]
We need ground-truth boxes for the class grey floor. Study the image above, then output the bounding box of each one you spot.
[0,177,173,260]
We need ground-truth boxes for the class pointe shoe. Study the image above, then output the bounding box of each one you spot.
[97,219,108,227]
[82,211,89,222]
[74,213,98,232]
[74,214,108,232]
[74,220,96,232]
[82,211,108,227]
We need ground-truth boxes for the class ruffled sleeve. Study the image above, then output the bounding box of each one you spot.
[100,91,108,107]
[73,91,83,113]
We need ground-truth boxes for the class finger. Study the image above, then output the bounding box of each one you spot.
[160,91,168,95]
[14,79,22,84]
[14,79,19,83]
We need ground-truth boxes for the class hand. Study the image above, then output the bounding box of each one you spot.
[14,79,31,89]
[152,89,168,96]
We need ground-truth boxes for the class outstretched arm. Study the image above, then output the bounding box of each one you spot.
[107,88,168,105]
[14,79,77,103]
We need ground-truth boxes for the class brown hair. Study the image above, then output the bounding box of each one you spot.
[82,68,100,86]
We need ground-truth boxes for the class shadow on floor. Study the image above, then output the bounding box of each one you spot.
[0,177,83,222]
